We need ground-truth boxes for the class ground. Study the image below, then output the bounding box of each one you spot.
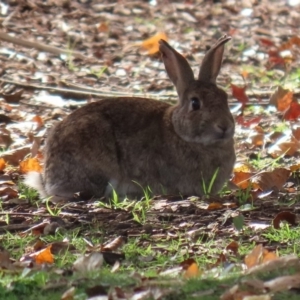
[0,0,300,299]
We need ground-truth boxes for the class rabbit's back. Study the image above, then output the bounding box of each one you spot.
[43,97,234,198]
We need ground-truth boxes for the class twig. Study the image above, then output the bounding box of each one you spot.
[0,31,88,60]
[0,77,172,100]
[0,212,50,217]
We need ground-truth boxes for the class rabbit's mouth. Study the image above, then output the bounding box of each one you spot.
[199,127,234,145]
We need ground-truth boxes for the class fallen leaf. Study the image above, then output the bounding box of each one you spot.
[102,236,126,252]
[231,84,249,107]
[0,158,6,171]
[268,136,299,158]
[1,146,31,165]
[236,116,261,127]
[252,168,291,191]
[0,248,13,270]
[279,36,300,51]
[0,89,23,104]
[231,171,253,189]
[207,202,224,210]
[269,86,293,112]
[259,37,275,47]
[0,187,18,199]
[34,245,54,264]
[61,287,75,300]
[290,164,300,172]
[245,244,278,269]
[284,101,300,121]
[141,32,168,55]
[268,50,285,66]
[73,252,104,273]
[180,258,201,278]
[273,211,297,229]
[98,22,109,32]
[264,274,300,293]
[32,115,44,129]
[19,157,42,174]
[226,241,239,255]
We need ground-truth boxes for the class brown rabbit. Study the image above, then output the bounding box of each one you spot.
[26,35,235,201]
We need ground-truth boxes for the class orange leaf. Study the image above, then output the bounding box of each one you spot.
[245,244,278,269]
[32,115,44,128]
[290,164,300,172]
[19,157,42,174]
[231,84,249,107]
[35,245,54,264]
[180,258,201,278]
[284,102,300,121]
[231,171,253,189]
[269,86,293,112]
[207,202,224,210]
[0,158,6,171]
[98,22,109,33]
[141,32,168,55]
[279,36,300,51]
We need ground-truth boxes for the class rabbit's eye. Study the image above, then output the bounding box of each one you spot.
[191,97,200,110]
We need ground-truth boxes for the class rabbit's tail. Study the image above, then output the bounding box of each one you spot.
[24,172,48,198]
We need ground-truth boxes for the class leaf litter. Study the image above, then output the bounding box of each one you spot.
[0,0,300,299]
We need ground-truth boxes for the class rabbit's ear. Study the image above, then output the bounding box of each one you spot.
[198,35,231,84]
[159,40,194,99]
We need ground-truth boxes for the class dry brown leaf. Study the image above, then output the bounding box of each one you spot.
[0,248,13,270]
[245,244,278,269]
[19,157,42,174]
[0,187,18,199]
[141,32,168,55]
[98,22,109,32]
[226,241,239,255]
[61,287,75,300]
[268,137,299,158]
[292,126,300,140]
[279,36,300,51]
[264,274,300,293]
[1,146,30,165]
[102,236,126,251]
[207,202,224,210]
[290,164,300,172]
[247,132,265,147]
[269,86,293,112]
[273,211,297,229]
[73,252,104,273]
[252,168,290,191]
[231,171,253,189]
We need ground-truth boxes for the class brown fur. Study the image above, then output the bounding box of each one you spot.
[25,35,235,200]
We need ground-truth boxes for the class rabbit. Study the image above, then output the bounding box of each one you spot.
[25,35,235,201]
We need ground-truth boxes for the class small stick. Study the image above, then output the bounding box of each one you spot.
[0,31,88,60]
